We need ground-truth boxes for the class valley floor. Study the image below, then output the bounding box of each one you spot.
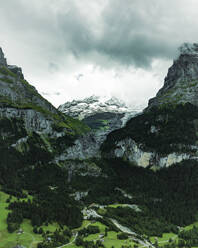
[1,190,198,248]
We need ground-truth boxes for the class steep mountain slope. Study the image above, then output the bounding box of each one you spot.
[102,43,198,169]
[59,95,141,130]
[57,96,141,161]
[147,43,198,109]
[59,95,129,119]
[2,45,198,248]
[0,48,90,186]
[0,51,89,135]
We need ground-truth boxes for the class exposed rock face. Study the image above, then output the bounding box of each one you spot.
[59,95,142,130]
[55,132,102,160]
[109,138,194,168]
[0,108,53,133]
[0,48,91,180]
[0,48,7,66]
[58,96,141,161]
[7,65,24,79]
[148,43,198,110]
[0,71,57,114]
[102,103,198,168]
[3,43,198,173]
[0,50,89,138]
[58,95,137,120]
[102,43,198,168]
[0,62,60,134]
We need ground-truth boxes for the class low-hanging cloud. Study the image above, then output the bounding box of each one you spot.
[55,0,198,68]
[1,0,198,70]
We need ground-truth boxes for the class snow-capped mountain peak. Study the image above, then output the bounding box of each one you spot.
[58,95,141,120]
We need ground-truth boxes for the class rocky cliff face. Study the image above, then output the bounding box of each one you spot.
[58,95,137,119]
[102,43,198,169]
[0,48,95,184]
[0,53,57,134]
[59,95,141,129]
[3,42,198,176]
[0,48,91,136]
[147,43,198,110]
[57,96,141,160]
[0,48,7,66]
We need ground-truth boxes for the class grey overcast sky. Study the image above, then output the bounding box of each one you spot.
[0,0,198,107]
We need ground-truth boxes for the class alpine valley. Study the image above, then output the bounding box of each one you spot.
[1,44,198,248]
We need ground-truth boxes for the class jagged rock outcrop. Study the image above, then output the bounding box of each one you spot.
[57,96,141,160]
[107,137,194,169]
[147,43,198,110]
[0,48,93,183]
[102,43,198,168]
[58,95,138,120]
[59,95,141,132]
[4,42,198,173]
[0,48,7,66]
[0,49,90,136]
[0,64,58,133]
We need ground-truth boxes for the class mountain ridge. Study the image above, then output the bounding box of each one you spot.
[147,43,198,110]
[58,95,142,121]
[102,43,198,169]
[1,44,198,248]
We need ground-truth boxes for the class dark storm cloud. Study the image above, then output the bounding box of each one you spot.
[1,0,198,69]
[55,0,198,68]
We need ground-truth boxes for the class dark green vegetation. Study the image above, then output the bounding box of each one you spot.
[4,154,198,246]
[32,227,72,248]
[102,103,198,154]
[117,233,128,240]
[65,157,198,235]
[76,158,198,226]
[2,130,198,247]
[2,100,198,247]
[1,62,198,247]
[0,118,83,230]
[83,112,124,131]
[78,225,100,236]
[0,65,90,245]
[4,153,197,243]
[104,205,177,237]
[158,225,198,248]
[0,64,90,187]
[177,225,198,247]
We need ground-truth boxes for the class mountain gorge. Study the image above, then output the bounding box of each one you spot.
[1,44,198,248]
[56,96,140,162]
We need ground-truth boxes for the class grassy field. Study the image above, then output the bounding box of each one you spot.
[102,231,136,248]
[2,190,198,248]
[150,232,177,245]
[83,230,137,248]
[183,221,198,231]
[107,204,124,208]
[0,191,43,248]
[150,222,198,247]
[0,191,62,248]
[83,221,137,248]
